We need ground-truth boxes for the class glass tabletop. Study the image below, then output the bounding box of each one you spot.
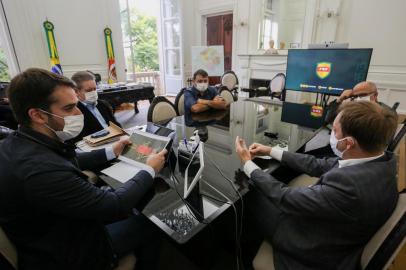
[102,99,323,244]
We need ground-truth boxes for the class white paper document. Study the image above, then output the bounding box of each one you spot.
[101,162,141,183]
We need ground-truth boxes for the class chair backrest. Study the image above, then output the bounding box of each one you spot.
[361,193,406,270]
[174,88,186,116]
[147,96,177,123]
[221,71,239,91]
[387,119,406,152]
[269,73,286,100]
[0,126,13,140]
[220,89,235,105]
[0,226,17,269]
[392,102,400,112]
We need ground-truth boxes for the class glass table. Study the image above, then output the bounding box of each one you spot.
[101,99,325,244]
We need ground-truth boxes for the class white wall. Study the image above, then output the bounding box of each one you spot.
[186,0,406,113]
[334,0,406,112]
[0,0,126,81]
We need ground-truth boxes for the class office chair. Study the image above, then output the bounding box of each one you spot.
[0,225,137,270]
[251,73,286,99]
[253,193,406,270]
[219,89,236,105]
[0,126,13,140]
[361,192,406,269]
[0,82,9,99]
[218,71,239,93]
[392,102,400,112]
[174,88,186,116]
[269,73,286,101]
[0,103,18,130]
[387,119,406,152]
[147,96,177,124]
[0,226,17,269]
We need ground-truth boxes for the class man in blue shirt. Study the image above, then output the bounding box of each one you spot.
[184,69,227,113]
[69,71,121,143]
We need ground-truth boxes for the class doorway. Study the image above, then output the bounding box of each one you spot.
[206,13,233,85]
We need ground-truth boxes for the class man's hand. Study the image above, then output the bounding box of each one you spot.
[112,136,132,157]
[249,143,272,157]
[197,98,210,105]
[235,136,251,164]
[146,149,168,173]
[337,89,353,103]
[209,96,227,110]
[213,96,225,102]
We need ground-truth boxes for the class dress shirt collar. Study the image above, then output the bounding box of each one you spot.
[338,153,384,168]
[80,100,97,108]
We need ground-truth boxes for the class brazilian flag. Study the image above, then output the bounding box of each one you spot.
[43,20,63,75]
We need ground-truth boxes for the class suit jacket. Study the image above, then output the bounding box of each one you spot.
[70,99,121,143]
[0,126,154,270]
[250,151,398,270]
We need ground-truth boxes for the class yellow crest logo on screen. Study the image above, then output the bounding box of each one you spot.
[316,62,332,79]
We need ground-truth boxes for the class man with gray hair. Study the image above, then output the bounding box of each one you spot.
[70,71,121,143]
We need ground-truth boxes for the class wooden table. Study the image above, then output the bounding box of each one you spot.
[98,85,155,113]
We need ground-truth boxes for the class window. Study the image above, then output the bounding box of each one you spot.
[160,0,183,95]
[258,0,278,50]
[119,0,160,81]
[162,0,181,76]
[0,45,10,81]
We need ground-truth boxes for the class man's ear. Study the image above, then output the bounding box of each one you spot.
[347,137,357,150]
[28,108,48,125]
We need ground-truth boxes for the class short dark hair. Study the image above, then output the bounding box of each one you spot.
[193,69,208,80]
[7,68,76,126]
[71,71,95,90]
[338,101,398,153]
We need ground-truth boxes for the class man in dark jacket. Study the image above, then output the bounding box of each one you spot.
[69,71,121,143]
[0,68,166,270]
[235,101,399,270]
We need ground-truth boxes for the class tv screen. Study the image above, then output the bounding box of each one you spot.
[285,49,372,96]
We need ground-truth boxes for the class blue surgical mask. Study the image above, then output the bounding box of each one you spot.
[330,130,349,158]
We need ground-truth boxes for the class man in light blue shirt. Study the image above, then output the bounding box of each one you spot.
[70,71,121,143]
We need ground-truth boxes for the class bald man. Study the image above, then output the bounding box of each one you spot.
[338,81,378,103]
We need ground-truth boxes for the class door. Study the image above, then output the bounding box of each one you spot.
[161,0,183,95]
[206,13,233,85]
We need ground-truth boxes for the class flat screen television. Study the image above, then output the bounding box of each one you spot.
[285,49,373,96]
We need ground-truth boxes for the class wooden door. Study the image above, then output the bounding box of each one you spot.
[206,13,233,85]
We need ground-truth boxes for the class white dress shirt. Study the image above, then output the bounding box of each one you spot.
[243,148,384,178]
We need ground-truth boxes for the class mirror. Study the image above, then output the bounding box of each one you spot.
[258,0,307,51]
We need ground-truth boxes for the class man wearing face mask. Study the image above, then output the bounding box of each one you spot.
[184,69,227,113]
[69,71,121,143]
[235,101,399,270]
[0,68,167,270]
[338,81,378,103]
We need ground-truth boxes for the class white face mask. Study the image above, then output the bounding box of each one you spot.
[84,90,98,105]
[329,130,350,158]
[354,95,371,102]
[41,110,84,141]
[196,83,208,92]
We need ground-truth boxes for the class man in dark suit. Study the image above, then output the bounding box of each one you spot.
[0,68,166,269]
[69,71,121,143]
[235,101,399,270]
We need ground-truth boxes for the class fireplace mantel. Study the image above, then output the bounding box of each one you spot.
[237,54,288,89]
